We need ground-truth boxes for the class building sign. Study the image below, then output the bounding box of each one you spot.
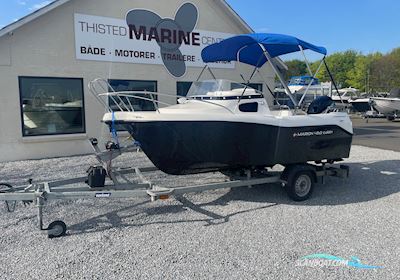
[74,3,235,77]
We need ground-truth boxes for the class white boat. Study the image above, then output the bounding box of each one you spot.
[332,87,360,104]
[370,89,400,119]
[95,33,353,175]
[288,76,322,93]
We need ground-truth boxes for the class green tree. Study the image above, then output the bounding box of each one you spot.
[346,53,382,92]
[370,48,400,91]
[312,50,358,88]
[283,60,308,81]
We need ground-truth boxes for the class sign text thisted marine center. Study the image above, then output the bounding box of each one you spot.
[74,8,234,77]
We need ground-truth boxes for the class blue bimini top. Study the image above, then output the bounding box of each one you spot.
[201,33,327,67]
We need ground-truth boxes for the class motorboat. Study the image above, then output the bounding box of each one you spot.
[284,76,331,107]
[44,100,83,125]
[349,92,390,114]
[23,100,83,133]
[370,88,400,119]
[288,76,320,93]
[331,88,360,104]
[97,33,353,175]
[349,98,372,113]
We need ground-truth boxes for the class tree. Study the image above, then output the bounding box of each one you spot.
[283,60,308,81]
[346,53,382,92]
[312,51,358,88]
[370,48,400,91]
[282,48,400,93]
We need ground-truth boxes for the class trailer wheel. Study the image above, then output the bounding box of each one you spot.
[48,221,67,239]
[283,167,315,201]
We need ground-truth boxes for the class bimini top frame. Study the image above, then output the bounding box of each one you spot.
[200,33,342,108]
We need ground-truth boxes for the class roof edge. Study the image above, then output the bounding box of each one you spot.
[218,0,254,33]
[0,0,255,38]
[0,0,287,70]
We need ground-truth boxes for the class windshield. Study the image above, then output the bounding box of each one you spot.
[187,79,263,97]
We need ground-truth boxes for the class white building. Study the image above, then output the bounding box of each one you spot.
[0,0,276,162]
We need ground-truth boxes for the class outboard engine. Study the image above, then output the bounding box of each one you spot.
[307,96,334,114]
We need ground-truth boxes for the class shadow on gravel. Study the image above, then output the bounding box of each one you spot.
[66,160,399,236]
[67,198,279,236]
[224,160,400,206]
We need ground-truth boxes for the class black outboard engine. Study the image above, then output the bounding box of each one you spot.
[307,96,334,114]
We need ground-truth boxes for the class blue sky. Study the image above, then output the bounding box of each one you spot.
[0,1,54,26]
[1,0,399,60]
[227,0,400,59]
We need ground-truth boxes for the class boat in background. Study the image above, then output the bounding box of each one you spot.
[23,100,83,134]
[331,88,360,105]
[288,76,321,93]
[370,88,400,120]
[349,98,371,113]
[275,76,331,108]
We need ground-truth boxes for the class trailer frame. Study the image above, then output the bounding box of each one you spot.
[0,139,349,238]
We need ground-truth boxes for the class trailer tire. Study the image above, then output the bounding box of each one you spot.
[282,166,315,201]
[48,221,67,239]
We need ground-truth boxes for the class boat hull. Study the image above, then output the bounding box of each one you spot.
[350,100,371,113]
[371,98,400,115]
[118,121,352,175]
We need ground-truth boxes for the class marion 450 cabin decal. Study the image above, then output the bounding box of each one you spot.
[293,130,334,137]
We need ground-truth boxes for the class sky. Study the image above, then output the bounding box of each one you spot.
[227,0,400,60]
[1,0,400,61]
[0,1,54,26]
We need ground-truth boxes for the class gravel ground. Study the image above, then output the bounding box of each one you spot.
[0,145,399,280]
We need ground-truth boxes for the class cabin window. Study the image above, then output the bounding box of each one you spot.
[19,77,85,137]
[231,83,263,92]
[239,102,259,113]
[108,80,158,112]
[177,82,193,98]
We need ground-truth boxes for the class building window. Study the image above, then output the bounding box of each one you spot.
[19,77,85,137]
[231,83,263,92]
[177,81,193,98]
[108,80,157,111]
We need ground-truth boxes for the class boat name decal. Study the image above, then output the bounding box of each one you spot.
[293,130,334,137]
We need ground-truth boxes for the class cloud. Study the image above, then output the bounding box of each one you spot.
[29,1,53,10]
[18,1,27,5]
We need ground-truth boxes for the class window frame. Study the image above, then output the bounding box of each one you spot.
[18,76,86,137]
[107,79,158,111]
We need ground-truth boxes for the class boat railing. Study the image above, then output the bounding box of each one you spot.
[88,78,177,113]
[188,98,235,114]
[89,78,237,114]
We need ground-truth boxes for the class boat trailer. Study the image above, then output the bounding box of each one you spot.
[0,139,349,238]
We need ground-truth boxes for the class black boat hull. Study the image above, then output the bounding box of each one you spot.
[116,121,352,175]
[351,102,371,113]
